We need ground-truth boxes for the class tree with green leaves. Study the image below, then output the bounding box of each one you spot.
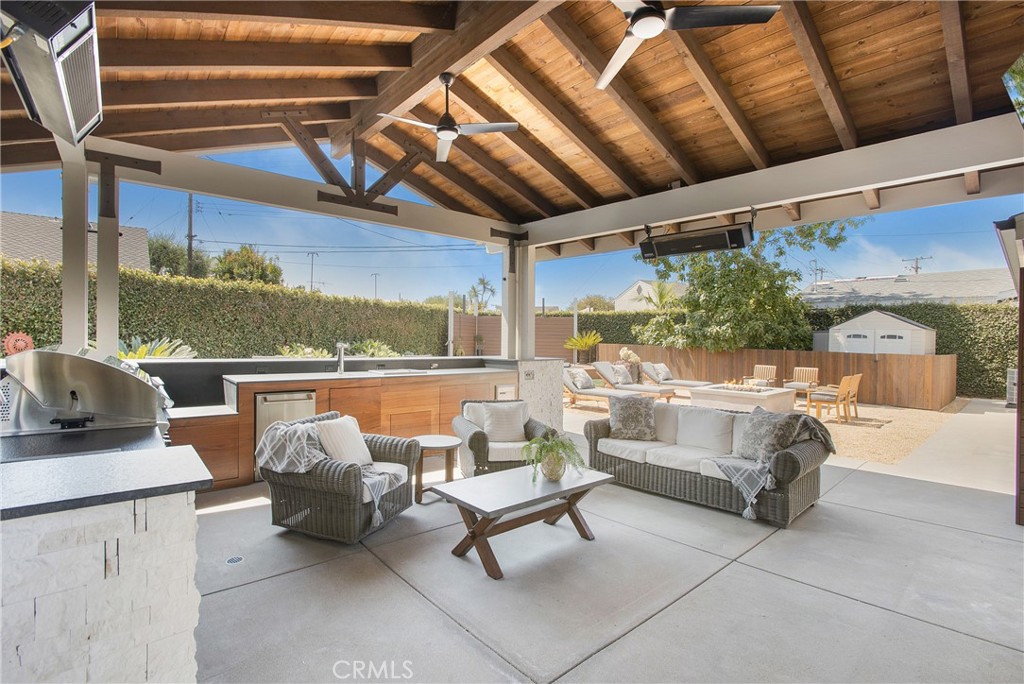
[212,244,283,285]
[575,293,614,311]
[634,219,864,352]
[468,275,496,310]
[638,280,682,311]
[422,293,459,307]
[148,234,211,277]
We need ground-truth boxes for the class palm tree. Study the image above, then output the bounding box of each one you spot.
[470,275,496,310]
[637,280,682,311]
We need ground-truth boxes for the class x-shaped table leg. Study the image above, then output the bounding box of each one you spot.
[543,489,595,540]
[452,506,504,579]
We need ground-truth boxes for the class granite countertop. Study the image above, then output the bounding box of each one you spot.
[222,365,516,385]
[1,445,213,520]
[166,404,238,420]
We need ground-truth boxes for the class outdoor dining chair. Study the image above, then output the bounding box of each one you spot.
[742,364,777,387]
[783,367,819,405]
[807,375,854,422]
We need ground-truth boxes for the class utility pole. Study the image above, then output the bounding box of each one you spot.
[306,252,318,291]
[809,259,826,292]
[371,272,380,299]
[186,193,194,276]
[902,256,932,274]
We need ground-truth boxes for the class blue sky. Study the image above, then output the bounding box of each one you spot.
[1,144,1021,308]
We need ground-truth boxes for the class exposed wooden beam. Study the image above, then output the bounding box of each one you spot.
[663,224,680,234]
[544,243,561,257]
[409,105,558,218]
[782,202,801,222]
[486,47,644,197]
[542,8,701,186]
[578,238,595,251]
[330,1,558,152]
[717,214,736,225]
[100,40,412,73]
[104,125,332,155]
[616,230,636,246]
[279,117,352,193]
[862,188,881,210]
[5,80,376,113]
[95,1,458,33]
[964,170,981,195]
[1,106,352,144]
[665,32,770,170]
[381,127,522,222]
[362,144,472,214]
[449,81,601,209]
[0,141,60,169]
[781,1,858,150]
[939,1,973,125]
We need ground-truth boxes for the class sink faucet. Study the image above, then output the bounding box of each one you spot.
[336,342,348,374]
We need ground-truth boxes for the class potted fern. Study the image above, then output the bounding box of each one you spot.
[521,433,586,482]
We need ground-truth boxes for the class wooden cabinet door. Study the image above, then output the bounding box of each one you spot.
[381,383,439,437]
[168,417,241,487]
[330,386,382,433]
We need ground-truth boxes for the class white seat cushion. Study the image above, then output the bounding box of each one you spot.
[698,459,730,481]
[316,415,373,466]
[488,441,528,462]
[361,461,407,503]
[597,438,671,464]
[646,445,724,472]
[677,406,734,453]
[784,381,814,390]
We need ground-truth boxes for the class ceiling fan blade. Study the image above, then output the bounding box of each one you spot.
[377,113,438,132]
[435,138,453,163]
[611,0,649,15]
[666,5,779,30]
[596,31,644,90]
[459,122,519,135]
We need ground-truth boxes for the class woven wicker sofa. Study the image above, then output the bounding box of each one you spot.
[584,403,830,527]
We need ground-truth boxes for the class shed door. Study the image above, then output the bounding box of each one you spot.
[839,331,874,354]
[876,329,911,355]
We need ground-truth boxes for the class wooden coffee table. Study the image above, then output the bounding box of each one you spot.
[412,434,462,504]
[431,466,614,580]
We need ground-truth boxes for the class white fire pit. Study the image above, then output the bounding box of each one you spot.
[689,383,797,413]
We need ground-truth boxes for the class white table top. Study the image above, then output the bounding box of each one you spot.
[413,434,463,450]
[431,466,613,518]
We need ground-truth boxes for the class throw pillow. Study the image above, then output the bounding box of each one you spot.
[609,395,657,441]
[567,368,594,390]
[612,365,633,385]
[316,415,373,466]
[735,407,802,463]
[653,363,673,382]
[482,402,527,441]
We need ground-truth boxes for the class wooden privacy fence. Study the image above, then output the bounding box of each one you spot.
[452,313,573,362]
[599,344,958,411]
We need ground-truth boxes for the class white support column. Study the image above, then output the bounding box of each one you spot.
[500,246,517,359]
[55,139,89,351]
[95,168,120,357]
[516,244,536,360]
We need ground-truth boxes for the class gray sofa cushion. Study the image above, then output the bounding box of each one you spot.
[735,407,802,462]
[609,395,657,441]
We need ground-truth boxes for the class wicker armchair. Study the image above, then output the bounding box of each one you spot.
[259,412,420,544]
[451,399,556,477]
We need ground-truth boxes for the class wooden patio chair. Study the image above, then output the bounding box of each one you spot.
[847,373,863,418]
[807,375,853,422]
[783,367,819,405]
[742,364,777,387]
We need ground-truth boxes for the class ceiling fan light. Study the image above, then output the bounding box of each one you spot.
[631,12,665,39]
[436,127,458,141]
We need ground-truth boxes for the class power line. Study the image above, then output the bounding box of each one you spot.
[902,255,933,273]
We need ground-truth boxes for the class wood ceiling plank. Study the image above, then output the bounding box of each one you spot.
[939,0,973,125]
[95,2,458,33]
[409,104,557,217]
[362,143,472,213]
[100,40,412,73]
[1,105,351,143]
[541,8,701,186]
[664,31,770,170]
[380,127,522,223]
[485,47,645,197]
[781,1,859,150]
[449,80,601,209]
[330,1,559,152]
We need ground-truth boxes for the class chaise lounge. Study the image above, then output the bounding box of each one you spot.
[592,361,677,402]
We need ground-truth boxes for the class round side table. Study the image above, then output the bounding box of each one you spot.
[412,434,462,504]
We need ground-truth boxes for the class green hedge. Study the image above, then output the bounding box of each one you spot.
[578,310,683,344]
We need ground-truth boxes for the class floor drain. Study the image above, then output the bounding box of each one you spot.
[226,556,244,565]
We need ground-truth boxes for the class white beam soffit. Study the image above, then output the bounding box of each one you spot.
[524,114,1024,247]
[75,137,518,245]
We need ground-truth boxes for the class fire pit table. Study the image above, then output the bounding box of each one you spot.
[689,383,796,413]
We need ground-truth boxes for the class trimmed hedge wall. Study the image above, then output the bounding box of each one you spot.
[1,259,1016,396]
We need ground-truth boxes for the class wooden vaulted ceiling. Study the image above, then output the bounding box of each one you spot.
[1,1,1021,226]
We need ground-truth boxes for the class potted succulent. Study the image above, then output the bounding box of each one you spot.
[521,433,587,482]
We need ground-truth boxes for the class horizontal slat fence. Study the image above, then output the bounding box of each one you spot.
[453,314,573,362]
[600,344,957,411]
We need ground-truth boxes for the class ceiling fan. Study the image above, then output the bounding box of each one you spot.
[596,1,780,90]
[378,72,519,163]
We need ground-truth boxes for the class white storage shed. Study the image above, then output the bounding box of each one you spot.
[828,310,936,355]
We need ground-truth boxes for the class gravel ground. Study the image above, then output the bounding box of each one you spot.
[563,396,972,465]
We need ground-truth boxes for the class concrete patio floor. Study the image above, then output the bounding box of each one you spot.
[193,399,1023,683]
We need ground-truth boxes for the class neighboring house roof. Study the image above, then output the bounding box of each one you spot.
[800,268,1016,307]
[0,211,151,271]
[832,309,935,331]
[613,279,687,302]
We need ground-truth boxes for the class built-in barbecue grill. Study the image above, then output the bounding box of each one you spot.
[0,350,171,461]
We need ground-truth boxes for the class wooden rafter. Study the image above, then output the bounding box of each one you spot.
[364,150,424,203]
[862,188,881,210]
[544,243,561,256]
[449,81,601,209]
[717,214,736,225]
[964,170,981,195]
[939,1,973,125]
[662,224,681,234]
[486,47,644,197]
[329,1,558,152]
[782,202,801,222]
[408,105,558,217]
[665,32,770,170]
[362,143,473,214]
[95,1,458,33]
[578,238,595,251]
[380,127,521,222]
[781,1,858,150]
[542,8,701,186]
[616,230,636,246]
[100,40,412,73]
[279,117,353,193]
